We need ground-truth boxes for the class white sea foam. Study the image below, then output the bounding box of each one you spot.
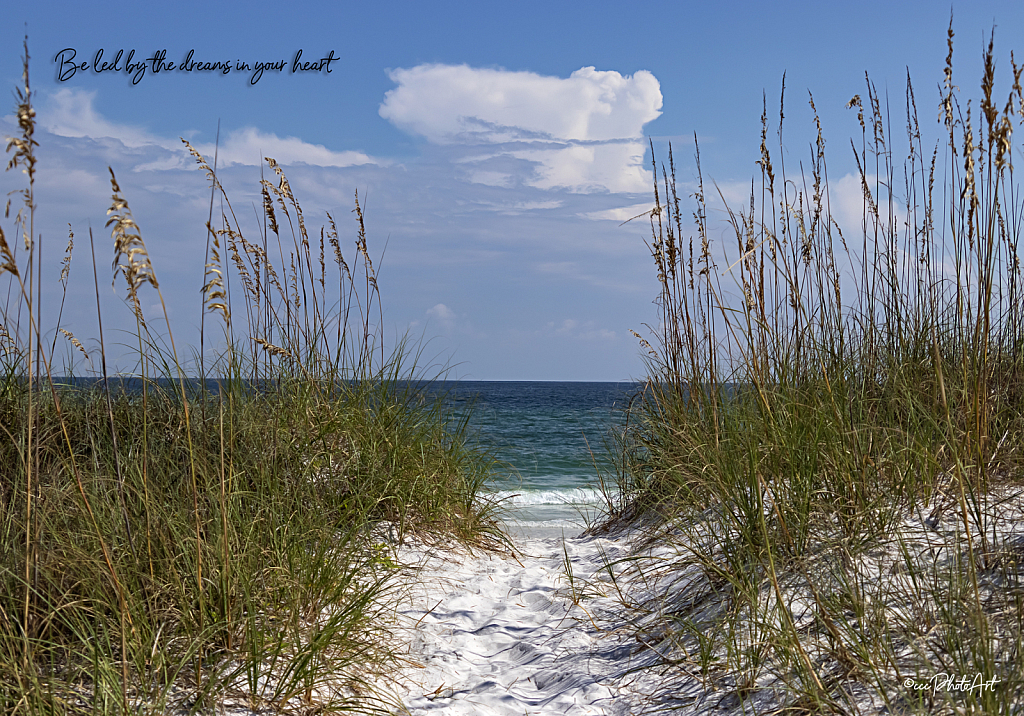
[486,487,606,506]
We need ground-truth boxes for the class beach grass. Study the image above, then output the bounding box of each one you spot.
[612,22,1024,713]
[0,40,499,714]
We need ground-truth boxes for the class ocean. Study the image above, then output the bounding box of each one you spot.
[446,381,640,538]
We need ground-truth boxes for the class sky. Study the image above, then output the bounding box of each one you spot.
[2,0,1024,380]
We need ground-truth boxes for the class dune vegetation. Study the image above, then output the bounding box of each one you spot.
[611,23,1024,714]
[0,42,499,714]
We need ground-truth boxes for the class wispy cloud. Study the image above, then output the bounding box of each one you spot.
[43,88,178,150]
[545,317,616,341]
[579,201,656,222]
[194,127,379,168]
[42,89,381,170]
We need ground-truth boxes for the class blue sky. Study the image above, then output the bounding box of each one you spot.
[2,1,1024,380]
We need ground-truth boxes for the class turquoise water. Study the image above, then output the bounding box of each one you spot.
[447,381,639,537]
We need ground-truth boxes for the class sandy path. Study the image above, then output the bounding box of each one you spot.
[385,528,659,715]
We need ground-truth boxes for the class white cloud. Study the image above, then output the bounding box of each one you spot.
[41,89,379,170]
[829,171,910,239]
[43,88,177,150]
[380,64,662,194]
[545,317,616,341]
[425,303,457,336]
[426,303,456,322]
[380,64,661,143]
[579,201,657,222]
[419,303,488,342]
[195,127,378,168]
[511,142,650,193]
[464,170,515,188]
[461,198,564,214]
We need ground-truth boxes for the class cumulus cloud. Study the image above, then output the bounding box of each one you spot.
[380,65,662,143]
[379,64,662,193]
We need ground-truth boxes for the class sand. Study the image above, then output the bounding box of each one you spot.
[378,485,1024,715]
[382,522,664,715]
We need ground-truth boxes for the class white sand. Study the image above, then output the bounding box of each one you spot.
[379,486,1024,715]
[382,521,662,715]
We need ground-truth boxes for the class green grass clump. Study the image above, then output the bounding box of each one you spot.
[0,40,498,714]
[616,22,1024,714]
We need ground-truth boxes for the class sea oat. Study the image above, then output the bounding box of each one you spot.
[0,322,15,355]
[60,225,73,285]
[630,329,657,356]
[0,226,18,277]
[59,328,88,360]
[327,212,352,282]
[229,229,256,301]
[181,139,222,192]
[962,103,978,250]
[319,227,326,290]
[5,39,37,187]
[353,190,378,292]
[202,220,231,326]
[261,182,279,236]
[254,337,292,359]
[108,168,158,294]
